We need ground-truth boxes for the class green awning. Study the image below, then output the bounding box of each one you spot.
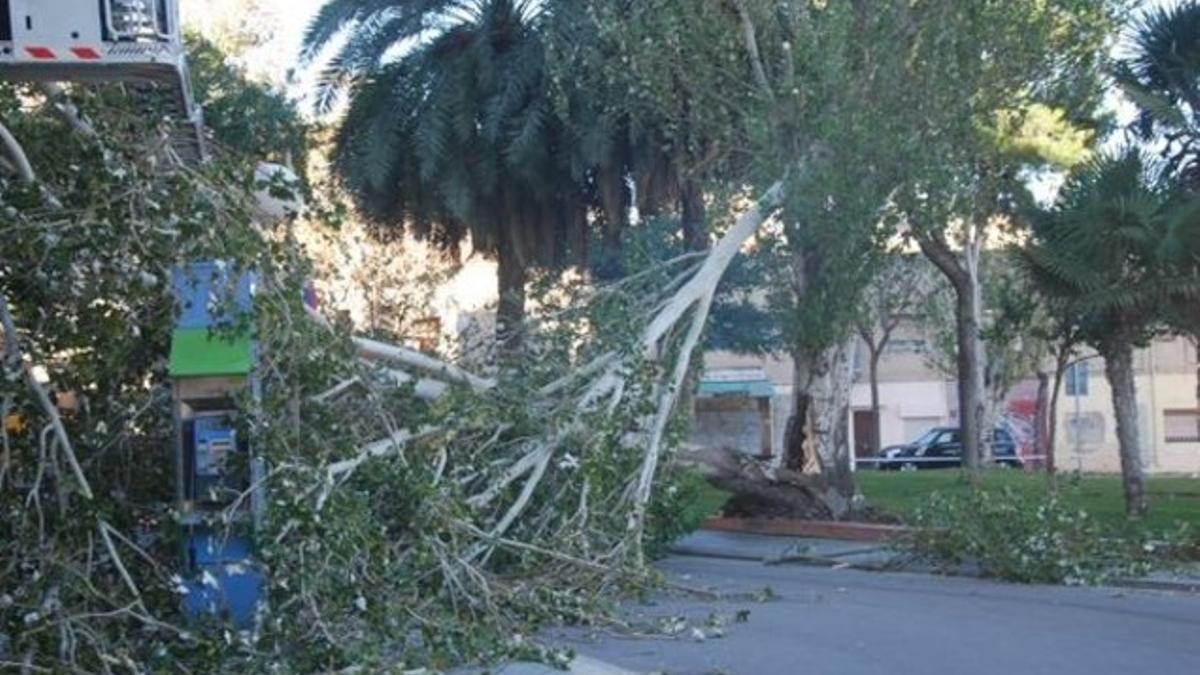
[697,379,774,398]
[168,328,254,377]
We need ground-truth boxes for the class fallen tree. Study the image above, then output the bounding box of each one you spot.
[0,1,1121,670]
[681,445,847,520]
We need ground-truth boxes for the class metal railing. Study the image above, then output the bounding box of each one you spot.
[855,454,1048,469]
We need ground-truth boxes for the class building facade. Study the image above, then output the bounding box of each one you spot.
[694,331,1200,475]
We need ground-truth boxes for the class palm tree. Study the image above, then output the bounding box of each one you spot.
[303,0,587,346]
[1116,0,1200,185]
[1117,0,1200,380]
[1024,150,1177,518]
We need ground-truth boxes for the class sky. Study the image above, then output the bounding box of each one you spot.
[183,0,327,97]
[191,0,1168,206]
[175,0,1173,323]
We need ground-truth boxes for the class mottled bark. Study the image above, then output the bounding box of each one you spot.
[1103,340,1149,518]
[782,245,816,473]
[809,339,857,513]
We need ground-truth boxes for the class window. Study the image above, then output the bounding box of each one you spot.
[1164,410,1200,443]
[1065,362,1090,397]
[884,339,929,354]
[935,430,960,445]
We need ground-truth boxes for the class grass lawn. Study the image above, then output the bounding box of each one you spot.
[858,470,1200,534]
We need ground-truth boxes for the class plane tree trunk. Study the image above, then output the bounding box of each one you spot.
[782,355,813,472]
[917,232,987,475]
[808,339,857,516]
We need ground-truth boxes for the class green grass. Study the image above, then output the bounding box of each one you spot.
[680,474,734,526]
[858,470,1200,534]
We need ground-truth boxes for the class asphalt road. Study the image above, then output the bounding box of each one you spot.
[545,556,1200,675]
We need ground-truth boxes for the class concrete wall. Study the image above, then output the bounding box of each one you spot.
[691,396,771,456]
[1056,369,1200,475]
[848,380,953,448]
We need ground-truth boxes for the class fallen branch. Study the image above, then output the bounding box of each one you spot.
[39,84,98,139]
[0,118,35,183]
[0,293,93,500]
[642,181,785,356]
[353,336,495,391]
[373,366,450,401]
[327,426,442,479]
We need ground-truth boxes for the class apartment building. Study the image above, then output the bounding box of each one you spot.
[694,328,1200,474]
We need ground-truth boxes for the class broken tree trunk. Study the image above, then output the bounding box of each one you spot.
[808,337,857,517]
[682,446,838,520]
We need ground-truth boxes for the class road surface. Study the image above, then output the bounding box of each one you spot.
[544,556,1200,675]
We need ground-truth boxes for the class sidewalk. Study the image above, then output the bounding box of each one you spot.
[670,529,909,570]
[670,528,1200,593]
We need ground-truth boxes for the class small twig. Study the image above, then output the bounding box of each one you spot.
[1,394,12,489]
[455,521,615,575]
[97,521,141,599]
[39,84,98,139]
[0,118,35,182]
[310,376,360,403]
[732,0,776,103]
[0,293,93,500]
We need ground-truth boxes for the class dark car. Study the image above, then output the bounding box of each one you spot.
[876,426,1023,470]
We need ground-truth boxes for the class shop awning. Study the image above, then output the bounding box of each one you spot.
[698,378,775,399]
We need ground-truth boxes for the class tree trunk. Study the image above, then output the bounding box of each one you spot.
[917,234,986,476]
[1046,346,1072,489]
[1103,340,1149,518]
[680,178,708,251]
[1033,370,1049,470]
[495,243,526,351]
[783,390,810,472]
[809,339,856,516]
[676,179,708,443]
[869,347,882,454]
[954,283,986,474]
[782,353,815,471]
[595,165,629,281]
[685,446,836,520]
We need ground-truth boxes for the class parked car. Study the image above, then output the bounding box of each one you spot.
[875,426,1023,470]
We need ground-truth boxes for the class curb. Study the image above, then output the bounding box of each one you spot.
[486,655,639,675]
[702,517,911,542]
[1108,577,1200,594]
